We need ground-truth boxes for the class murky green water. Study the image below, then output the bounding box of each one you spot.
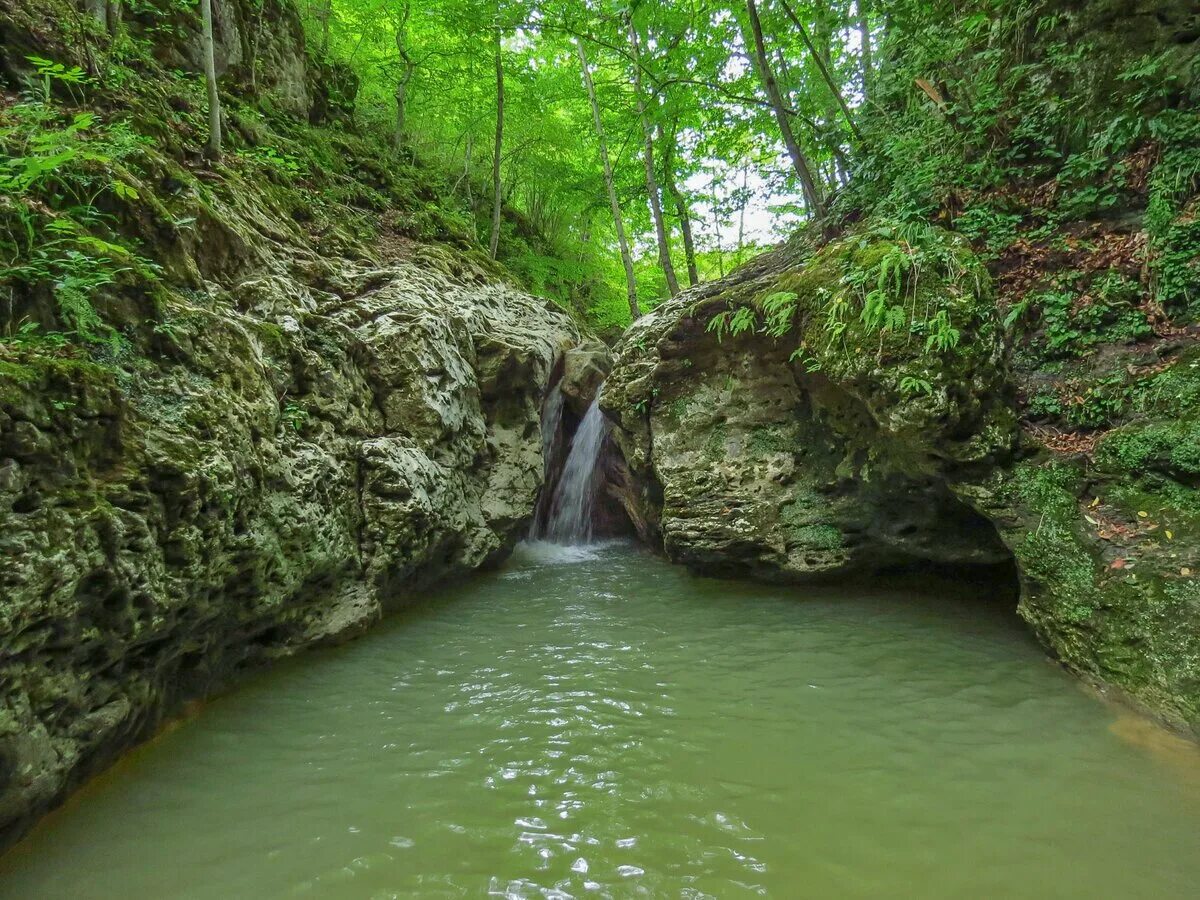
[3,542,1198,899]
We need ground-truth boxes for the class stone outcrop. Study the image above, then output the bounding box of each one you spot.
[0,247,577,848]
[605,231,1199,734]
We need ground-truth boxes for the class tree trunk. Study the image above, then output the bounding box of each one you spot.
[737,164,748,253]
[576,40,640,321]
[85,0,106,27]
[711,197,725,278]
[394,77,409,148]
[858,0,873,102]
[249,1,267,96]
[777,0,863,145]
[488,16,504,260]
[744,0,824,219]
[658,122,699,287]
[320,0,332,54]
[627,16,680,297]
[393,3,414,150]
[105,0,122,34]
[200,0,222,159]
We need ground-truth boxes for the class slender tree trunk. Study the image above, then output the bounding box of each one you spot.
[744,0,824,219]
[320,0,332,53]
[463,130,475,226]
[737,164,748,254]
[105,0,121,34]
[576,40,640,321]
[393,3,414,150]
[777,0,863,145]
[657,122,699,287]
[627,16,680,297]
[711,195,725,278]
[85,0,106,27]
[488,17,504,260]
[394,75,409,148]
[858,0,873,102]
[249,1,267,96]
[200,0,222,159]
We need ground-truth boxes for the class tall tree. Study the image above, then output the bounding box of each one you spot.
[200,0,222,159]
[626,14,680,297]
[249,0,267,96]
[658,121,699,287]
[393,1,416,148]
[858,0,873,101]
[84,0,104,25]
[777,0,863,145]
[488,6,504,260]
[743,0,824,219]
[576,39,640,321]
[319,0,333,53]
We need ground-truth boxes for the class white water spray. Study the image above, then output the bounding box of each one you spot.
[541,390,608,545]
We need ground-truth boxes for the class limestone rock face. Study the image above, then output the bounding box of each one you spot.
[0,250,577,847]
[605,237,1017,581]
[605,234,1199,734]
[558,339,612,418]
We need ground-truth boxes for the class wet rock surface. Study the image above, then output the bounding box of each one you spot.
[0,250,577,848]
[605,236,1199,735]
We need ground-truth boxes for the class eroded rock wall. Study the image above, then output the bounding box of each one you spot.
[605,234,1198,734]
[0,248,577,848]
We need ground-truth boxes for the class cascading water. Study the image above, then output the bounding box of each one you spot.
[539,388,609,545]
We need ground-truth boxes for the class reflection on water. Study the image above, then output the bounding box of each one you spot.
[1,542,1197,899]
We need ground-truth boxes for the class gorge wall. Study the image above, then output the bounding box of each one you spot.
[603,229,1199,738]
[0,0,583,850]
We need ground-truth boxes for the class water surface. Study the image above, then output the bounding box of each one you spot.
[2,542,1198,898]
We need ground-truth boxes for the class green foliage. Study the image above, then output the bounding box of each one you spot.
[1062,374,1131,430]
[899,374,933,397]
[843,0,1198,377]
[281,401,310,432]
[1145,110,1200,311]
[236,146,307,178]
[25,56,91,102]
[1016,269,1153,361]
[1,62,152,345]
[705,305,758,342]
[1097,419,1200,480]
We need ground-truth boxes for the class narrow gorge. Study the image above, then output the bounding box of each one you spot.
[1,0,1198,895]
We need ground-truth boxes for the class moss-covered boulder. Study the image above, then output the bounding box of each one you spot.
[605,225,1199,735]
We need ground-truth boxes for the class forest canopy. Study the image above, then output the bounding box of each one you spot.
[1,0,1197,337]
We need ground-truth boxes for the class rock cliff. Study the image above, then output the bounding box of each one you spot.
[0,0,580,850]
[0,245,577,849]
[605,229,1199,735]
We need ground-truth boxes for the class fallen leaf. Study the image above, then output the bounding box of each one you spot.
[1166,530,1174,540]
[1182,568,1193,577]
[1137,511,1149,518]
[1085,515,1099,525]
[1110,558,1127,570]
[1090,497,1100,508]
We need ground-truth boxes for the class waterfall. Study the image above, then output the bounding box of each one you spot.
[540,390,608,545]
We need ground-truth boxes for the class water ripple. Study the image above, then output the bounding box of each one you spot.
[0,542,1198,899]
